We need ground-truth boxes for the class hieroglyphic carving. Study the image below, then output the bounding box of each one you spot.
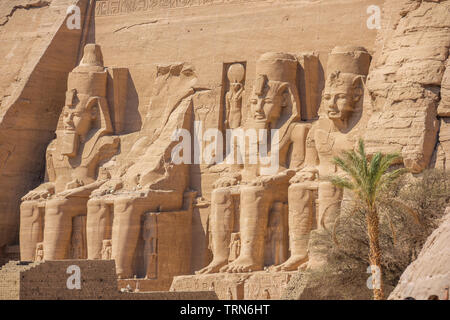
[35,242,44,262]
[228,232,240,263]
[101,239,112,260]
[95,0,269,16]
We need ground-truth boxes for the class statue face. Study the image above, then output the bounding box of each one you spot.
[322,72,363,125]
[249,80,284,128]
[62,94,97,138]
[322,83,354,121]
[230,82,242,92]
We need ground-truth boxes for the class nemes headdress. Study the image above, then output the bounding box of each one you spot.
[254,52,301,147]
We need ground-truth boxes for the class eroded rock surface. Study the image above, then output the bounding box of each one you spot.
[364,0,449,173]
[389,207,450,300]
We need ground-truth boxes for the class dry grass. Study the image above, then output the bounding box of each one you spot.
[295,169,450,299]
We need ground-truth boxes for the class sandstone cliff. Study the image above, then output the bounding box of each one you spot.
[364,0,449,173]
[389,207,450,300]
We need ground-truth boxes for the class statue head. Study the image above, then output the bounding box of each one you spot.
[227,63,245,93]
[321,46,371,128]
[249,53,300,144]
[62,90,101,139]
[59,44,112,158]
[322,71,364,123]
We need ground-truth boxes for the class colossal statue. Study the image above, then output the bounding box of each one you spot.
[197,53,310,274]
[274,46,371,271]
[86,62,197,279]
[19,44,121,261]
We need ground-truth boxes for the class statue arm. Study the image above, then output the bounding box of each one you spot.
[289,129,319,185]
[289,123,311,169]
[45,139,57,183]
[59,179,108,198]
[225,93,231,127]
[303,128,319,171]
[236,87,244,102]
[250,169,296,187]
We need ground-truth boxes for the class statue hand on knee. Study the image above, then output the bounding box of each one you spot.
[213,173,242,188]
[22,183,55,201]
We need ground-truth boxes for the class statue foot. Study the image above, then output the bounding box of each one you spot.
[273,255,308,272]
[196,260,228,274]
[220,257,262,273]
[117,271,133,279]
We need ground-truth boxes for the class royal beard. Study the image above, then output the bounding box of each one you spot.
[61,131,79,158]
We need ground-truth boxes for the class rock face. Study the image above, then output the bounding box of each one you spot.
[0,0,448,300]
[389,207,450,300]
[364,0,449,173]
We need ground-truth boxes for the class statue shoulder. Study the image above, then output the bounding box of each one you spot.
[47,138,58,150]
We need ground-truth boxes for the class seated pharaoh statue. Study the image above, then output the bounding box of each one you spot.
[197,52,310,274]
[20,44,121,261]
[86,62,198,279]
[279,46,371,271]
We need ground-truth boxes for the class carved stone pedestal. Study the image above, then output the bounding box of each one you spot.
[170,271,296,300]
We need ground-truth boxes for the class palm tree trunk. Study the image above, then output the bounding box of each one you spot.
[366,207,384,300]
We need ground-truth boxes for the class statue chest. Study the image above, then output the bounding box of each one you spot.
[315,129,350,158]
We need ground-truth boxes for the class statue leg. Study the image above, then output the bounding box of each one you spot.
[20,200,44,261]
[111,196,143,279]
[221,185,272,273]
[196,188,234,274]
[307,182,343,270]
[43,198,85,260]
[317,181,343,231]
[274,183,314,271]
[86,198,111,259]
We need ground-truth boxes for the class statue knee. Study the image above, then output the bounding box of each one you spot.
[211,188,231,205]
[240,185,266,201]
[114,197,135,214]
[20,200,39,219]
[87,198,105,215]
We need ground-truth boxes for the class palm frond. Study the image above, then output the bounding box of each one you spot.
[333,155,364,187]
[330,176,356,191]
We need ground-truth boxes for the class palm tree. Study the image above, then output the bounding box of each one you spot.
[329,139,406,300]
